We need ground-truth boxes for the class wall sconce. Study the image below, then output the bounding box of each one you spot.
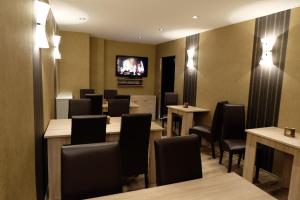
[35,1,50,48]
[259,36,276,66]
[187,48,195,69]
[53,35,61,59]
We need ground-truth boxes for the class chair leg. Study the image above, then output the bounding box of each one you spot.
[254,165,260,182]
[219,150,224,164]
[211,141,216,159]
[228,151,233,173]
[238,152,242,167]
[144,173,148,188]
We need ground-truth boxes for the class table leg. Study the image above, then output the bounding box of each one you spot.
[288,151,300,200]
[47,137,70,200]
[180,112,193,136]
[243,134,257,182]
[148,131,162,186]
[167,109,173,137]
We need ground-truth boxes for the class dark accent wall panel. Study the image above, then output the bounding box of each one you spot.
[247,10,291,171]
[183,34,199,106]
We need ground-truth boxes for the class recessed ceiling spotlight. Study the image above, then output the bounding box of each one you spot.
[79,17,87,21]
[192,15,198,19]
[158,27,165,32]
[138,36,142,40]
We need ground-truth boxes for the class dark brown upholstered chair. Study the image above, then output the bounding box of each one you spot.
[61,143,122,200]
[71,115,107,145]
[154,134,202,186]
[160,92,181,135]
[189,101,228,158]
[119,113,152,188]
[108,99,130,117]
[68,99,91,118]
[104,89,117,100]
[85,94,103,115]
[114,95,131,101]
[219,104,246,173]
[80,89,95,99]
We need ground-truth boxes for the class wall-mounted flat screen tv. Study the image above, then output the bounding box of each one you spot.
[116,55,148,78]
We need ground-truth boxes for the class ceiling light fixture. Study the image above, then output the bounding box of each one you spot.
[138,36,142,40]
[158,27,165,32]
[79,17,87,21]
[192,15,198,19]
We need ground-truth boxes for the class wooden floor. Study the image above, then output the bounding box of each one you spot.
[123,143,288,200]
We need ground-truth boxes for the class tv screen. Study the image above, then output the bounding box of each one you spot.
[116,55,148,78]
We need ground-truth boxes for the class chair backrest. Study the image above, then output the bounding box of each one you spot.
[119,113,152,176]
[68,99,91,118]
[108,99,130,117]
[154,134,202,186]
[85,94,103,115]
[71,115,107,145]
[162,92,178,115]
[61,143,122,200]
[104,90,117,100]
[211,101,228,141]
[221,104,246,141]
[80,89,95,99]
[114,95,131,101]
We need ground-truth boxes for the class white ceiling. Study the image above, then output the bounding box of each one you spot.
[49,0,300,44]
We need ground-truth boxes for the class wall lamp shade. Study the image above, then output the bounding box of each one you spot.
[35,1,50,48]
[260,36,276,66]
[187,48,195,69]
[53,35,61,59]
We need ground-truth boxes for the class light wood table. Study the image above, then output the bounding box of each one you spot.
[167,105,209,137]
[45,117,163,200]
[89,173,275,200]
[102,102,139,113]
[243,127,300,200]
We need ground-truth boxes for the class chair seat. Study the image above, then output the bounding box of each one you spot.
[189,126,212,139]
[224,139,246,151]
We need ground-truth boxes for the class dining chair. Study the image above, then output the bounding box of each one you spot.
[80,89,95,99]
[189,101,228,158]
[61,143,122,200]
[108,99,130,117]
[85,94,103,115]
[154,134,203,186]
[68,99,91,118]
[114,95,131,101]
[71,115,107,145]
[119,113,152,188]
[104,89,117,100]
[219,104,246,173]
[160,92,181,135]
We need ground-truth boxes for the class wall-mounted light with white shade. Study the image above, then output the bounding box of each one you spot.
[186,48,195,69]
[53,35,61,59]
[259,36,276,67]
[35,1,50,48]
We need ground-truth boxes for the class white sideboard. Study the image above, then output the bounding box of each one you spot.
[131,95,156,120]
[56,92,73,119]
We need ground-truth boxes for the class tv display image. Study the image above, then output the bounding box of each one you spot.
[116,55,148,78]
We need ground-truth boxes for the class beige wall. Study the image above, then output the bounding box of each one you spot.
[196,20,255,125]
[90,37,105,93]
[278,7,300,130]
[0,0,36,199]
[155,38,186,104]
[104,40,156,95]
[42,12,57,130]
[59,31,90,98]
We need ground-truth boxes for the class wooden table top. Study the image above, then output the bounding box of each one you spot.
[44,117,164,139]
[246,127,300,150]
[89,173,275,200]
[167,105,209,113]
